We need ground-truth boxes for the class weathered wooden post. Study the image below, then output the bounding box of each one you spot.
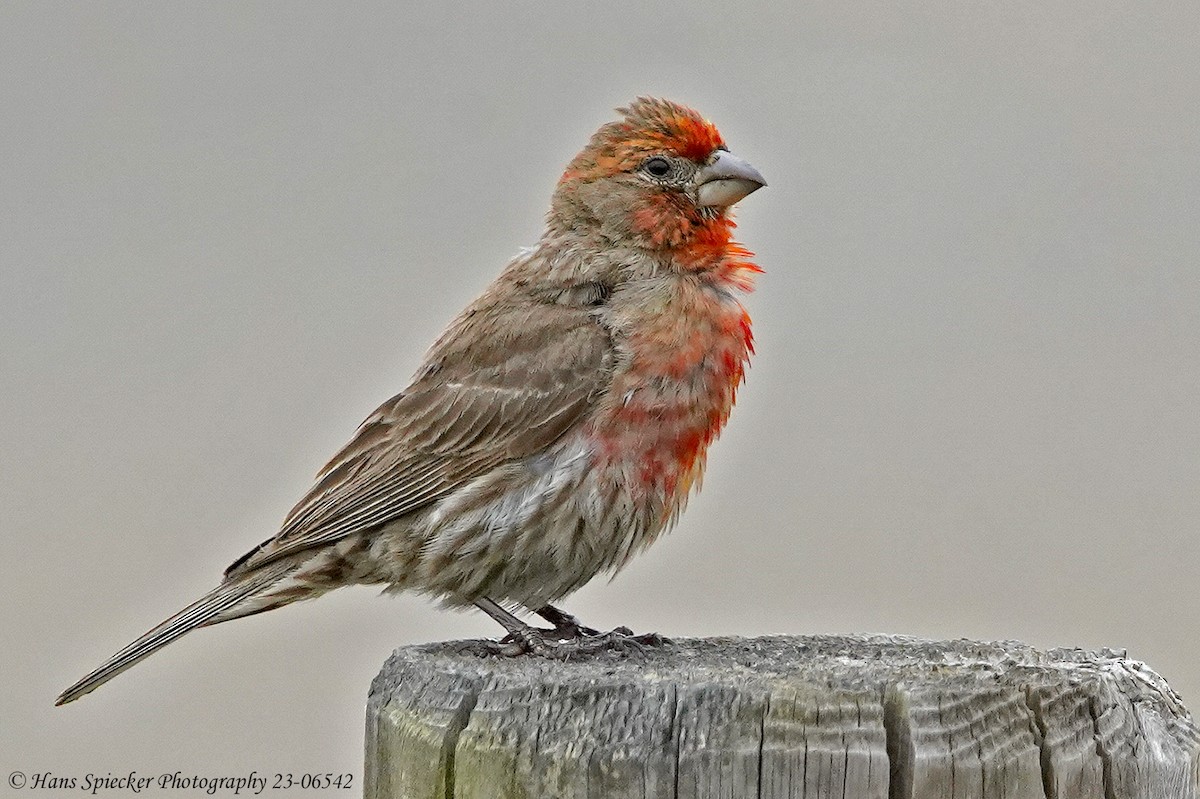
[365,634,1199,798]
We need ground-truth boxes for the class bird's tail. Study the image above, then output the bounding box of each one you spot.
[55,560,300,706]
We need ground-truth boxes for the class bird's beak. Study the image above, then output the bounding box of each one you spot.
[695,150,767,208]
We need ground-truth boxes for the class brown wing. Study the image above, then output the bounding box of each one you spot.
[225,296,614,578]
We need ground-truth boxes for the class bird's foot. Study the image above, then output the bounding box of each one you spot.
[497,625,670,658]
[473,598,666,658]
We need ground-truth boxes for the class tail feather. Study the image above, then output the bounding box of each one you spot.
[55,561,297,706]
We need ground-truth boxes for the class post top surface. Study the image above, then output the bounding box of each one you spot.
[371,634,1186,719]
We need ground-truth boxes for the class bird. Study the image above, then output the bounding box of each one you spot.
[56,97,766,706]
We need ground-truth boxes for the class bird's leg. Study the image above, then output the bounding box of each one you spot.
[533,604,602,638]
[473,597,526,635]
[474,597,558,656]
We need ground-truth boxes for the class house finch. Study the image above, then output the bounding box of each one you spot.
[57,97,766,705]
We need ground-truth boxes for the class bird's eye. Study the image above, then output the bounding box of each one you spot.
[643,156,672,178]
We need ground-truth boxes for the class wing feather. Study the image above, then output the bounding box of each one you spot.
[225,298,613,578]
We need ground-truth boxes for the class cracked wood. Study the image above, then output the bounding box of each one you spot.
[365,635,1199,798]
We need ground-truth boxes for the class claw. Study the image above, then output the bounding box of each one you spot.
[491,625,669,659]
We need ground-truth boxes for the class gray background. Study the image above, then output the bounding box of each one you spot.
[3,1,1197,792]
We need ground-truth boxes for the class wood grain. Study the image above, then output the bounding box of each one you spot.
[365,635,1199,798]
